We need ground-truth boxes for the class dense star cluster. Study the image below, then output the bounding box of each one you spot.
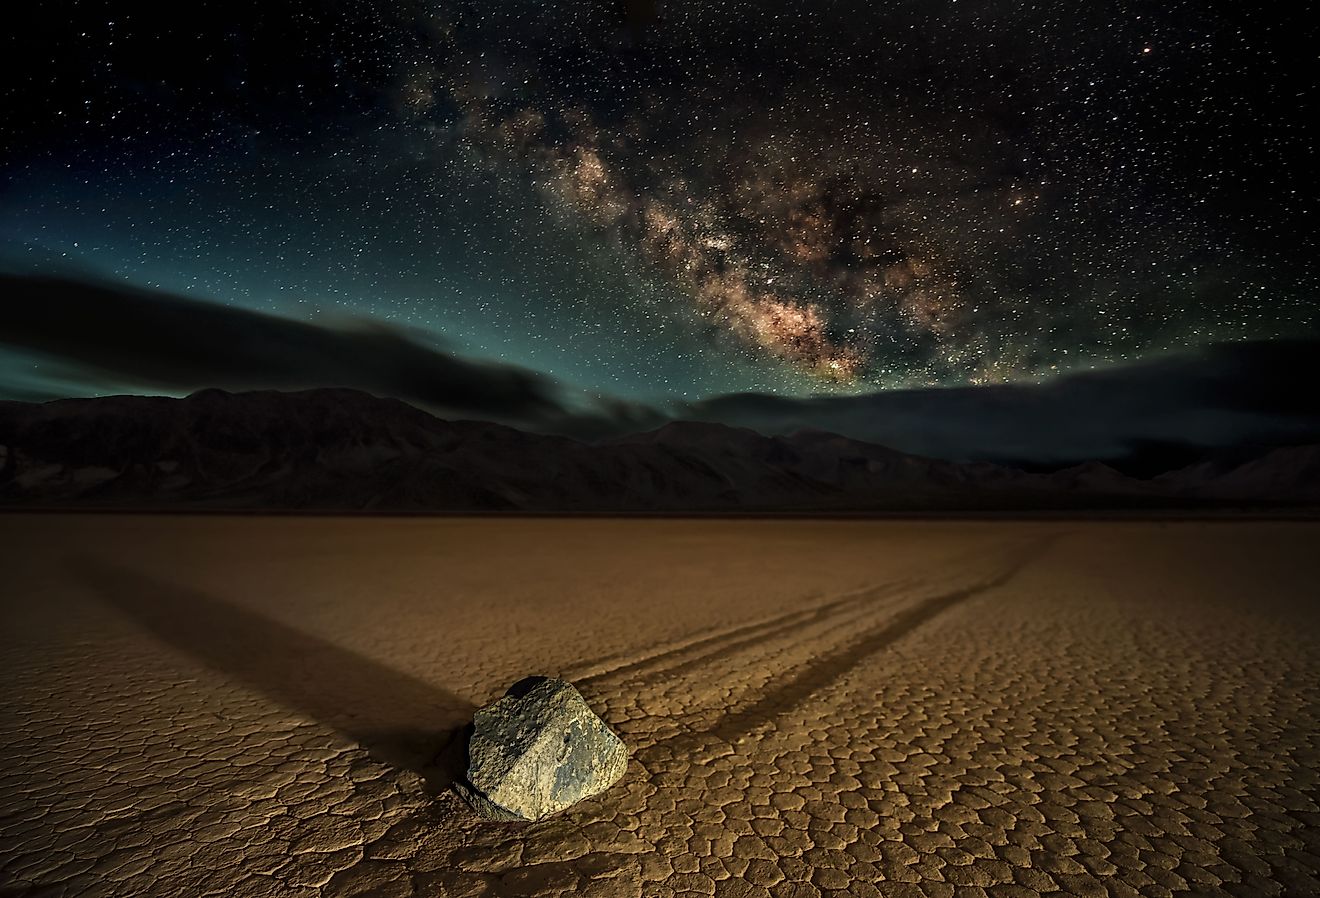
[1,0,1315,405]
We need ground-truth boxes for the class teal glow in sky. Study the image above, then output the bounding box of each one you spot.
[3,0,1315,412]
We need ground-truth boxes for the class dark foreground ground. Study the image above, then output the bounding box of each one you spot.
[2,515,1318,897]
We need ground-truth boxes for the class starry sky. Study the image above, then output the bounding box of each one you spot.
[2,1,1317,464]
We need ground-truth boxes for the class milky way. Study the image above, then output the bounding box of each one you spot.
[386,1,1314,389]
[2,0,1315,404]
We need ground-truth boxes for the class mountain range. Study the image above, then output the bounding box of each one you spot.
[1,388,1316,512]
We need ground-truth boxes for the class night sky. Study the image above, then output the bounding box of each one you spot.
[3,1,1317,464]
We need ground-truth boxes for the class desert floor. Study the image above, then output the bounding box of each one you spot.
[2,515,1318,897]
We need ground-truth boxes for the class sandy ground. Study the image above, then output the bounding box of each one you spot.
[2,515,1318,898]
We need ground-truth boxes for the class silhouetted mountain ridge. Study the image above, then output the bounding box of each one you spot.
[1,388,1316,511]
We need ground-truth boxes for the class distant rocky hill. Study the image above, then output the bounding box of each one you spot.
[0,389,1314,512]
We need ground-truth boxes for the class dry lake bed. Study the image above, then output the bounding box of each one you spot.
[2,514,1318,897]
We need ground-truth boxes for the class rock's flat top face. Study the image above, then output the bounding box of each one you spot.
[464,676,629,822]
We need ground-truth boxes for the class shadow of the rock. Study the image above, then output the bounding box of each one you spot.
[431,722,476,796]
[71,555,475,793]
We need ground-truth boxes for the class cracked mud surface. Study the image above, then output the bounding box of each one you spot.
[2,515,1319,897]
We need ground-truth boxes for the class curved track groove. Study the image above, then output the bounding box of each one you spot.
[660,535,1057,748]
[567,578,920,686]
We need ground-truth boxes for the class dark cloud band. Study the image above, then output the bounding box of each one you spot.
[685,341,1320,468]
[0,274,564,421]
[2,273,1316,471]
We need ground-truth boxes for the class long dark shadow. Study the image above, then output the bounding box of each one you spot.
[70,555,476,793]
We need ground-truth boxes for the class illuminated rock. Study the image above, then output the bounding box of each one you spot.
[458,676,628,822]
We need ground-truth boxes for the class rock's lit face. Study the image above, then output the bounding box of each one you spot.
[462,677,629,822]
